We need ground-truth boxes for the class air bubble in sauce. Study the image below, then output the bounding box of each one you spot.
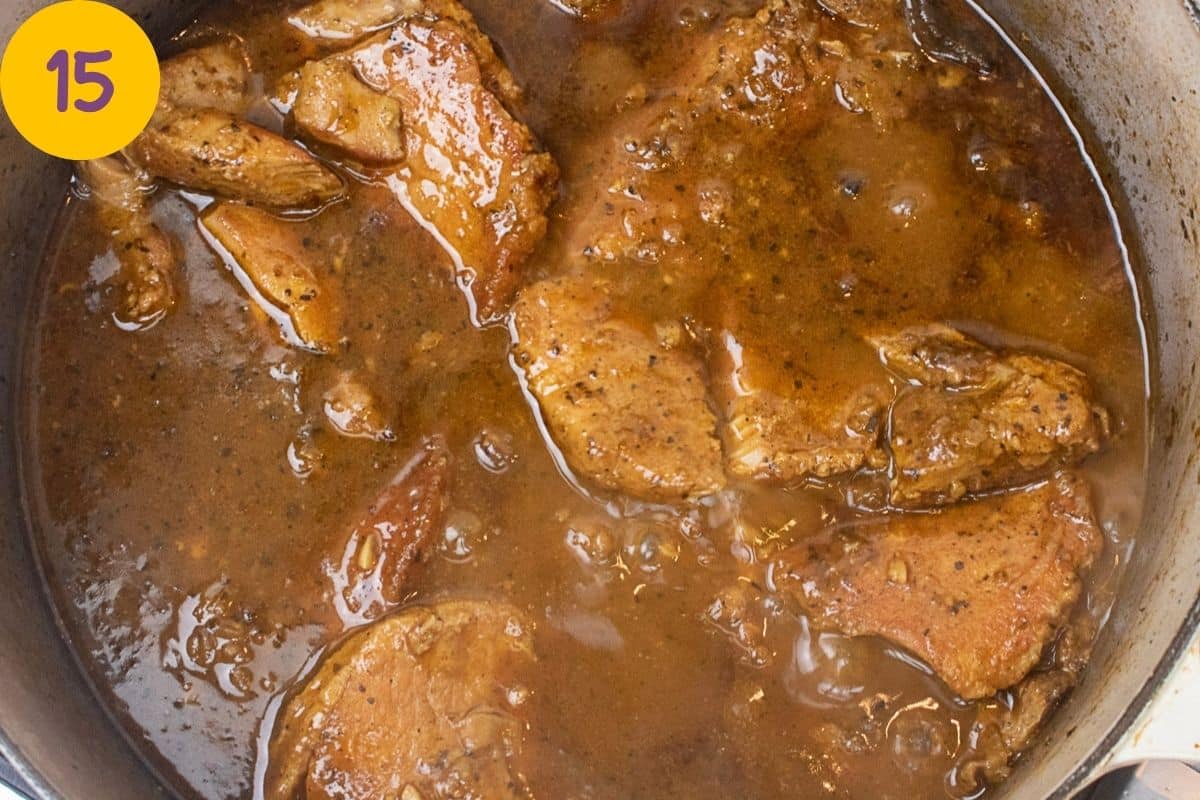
[441,510,482,563]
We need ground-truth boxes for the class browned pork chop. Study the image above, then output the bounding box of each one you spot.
[291,1,559,322]
[771,473,1103,699]
[564,0,826,268]
[131,42,341,209]
[201,203,342,351]
[327,438,449,626]
[512,277,725,502]
[156,41,251,119]
[288,0,420,44]
[75,157,177,329]
[871,324,1110,507]
[127,109,343,209]
[708,286,891,485]
[956,612,1099,789]
[288,57,407,164]
[263,600,537,800]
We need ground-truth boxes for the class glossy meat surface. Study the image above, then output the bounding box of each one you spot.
[873,325,1111,506]
[128,109,344,209]
[288,0,420,44]
[201,203,342,351]
[343,4,558,322]
[77,156,153,215]
[772,473,1103,699]
[708,286,890,484]
[263,600,536,800]
[512,277,725,502]
[565,0,825,266]
[74,157,177,329]
[288,57,406,164]
[157,42,251,118]
[327,438,449,626]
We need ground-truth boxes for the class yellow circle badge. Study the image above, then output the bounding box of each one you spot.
[1,0,160,160]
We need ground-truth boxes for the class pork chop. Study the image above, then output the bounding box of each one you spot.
[288,0,421,45]
[287,57,407,164]
[326,438,449,627]
[708,286,891,485]
[771,473,1103,699]
[955,611,1097,789]
[564,0,827,268]
[870,324,1110,507]
[128,109,344,209]
[156,41,251,119]
[295,1,559,322]
[511,276,724,502]
[200,203,342,352]
[263,600,537,800]
[75,157,177,329]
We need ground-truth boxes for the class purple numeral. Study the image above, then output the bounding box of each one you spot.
[73,50,113,112]
[46,49,115,113]
[46,49,69,112]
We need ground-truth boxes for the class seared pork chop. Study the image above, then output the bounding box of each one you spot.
[771,473,1102,699]
[871,325,1110,506]
[512,276,724,502]
[264,600,537,799]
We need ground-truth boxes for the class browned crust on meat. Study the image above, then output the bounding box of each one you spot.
[128,109,344,209]
[512,277,725,502]
[772,473,1103,699]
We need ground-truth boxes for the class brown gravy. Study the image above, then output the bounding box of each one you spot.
[23,1,1148,798]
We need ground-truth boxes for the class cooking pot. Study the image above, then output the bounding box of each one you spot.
[0,1,1196,798]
